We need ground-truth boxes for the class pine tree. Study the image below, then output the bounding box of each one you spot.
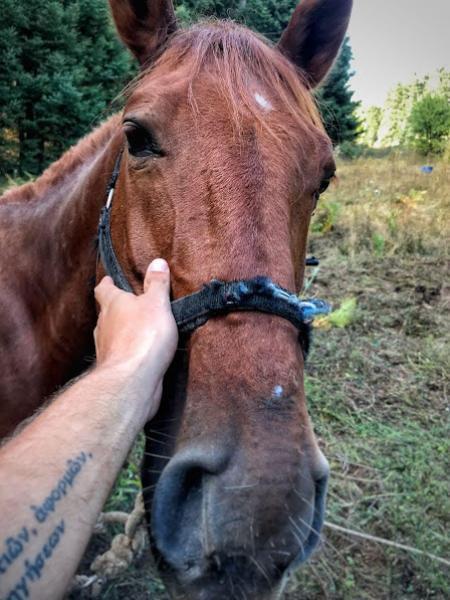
[1,0,360,174]
[176,0,298,41]
[315,38,360,146]
[0,0,132,176]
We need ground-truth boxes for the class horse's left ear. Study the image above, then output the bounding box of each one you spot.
[109,0,177,66]
[278,0,353,88]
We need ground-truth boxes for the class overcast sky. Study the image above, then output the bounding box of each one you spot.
[346,0,450,107]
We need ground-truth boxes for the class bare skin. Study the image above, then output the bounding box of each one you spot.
[0,259,178,600]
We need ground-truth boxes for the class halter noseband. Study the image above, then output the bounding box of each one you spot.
[97,152,330,356]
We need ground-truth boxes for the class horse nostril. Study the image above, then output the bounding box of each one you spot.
[293,465,329,568]
[151,445,230,570]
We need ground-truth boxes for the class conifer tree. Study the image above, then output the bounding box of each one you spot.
[1,0,360,175]
[0,0,132,175]
[315,38,360,145]
[176,0,298,40]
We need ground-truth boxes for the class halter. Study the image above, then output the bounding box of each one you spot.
[97,152,330,355]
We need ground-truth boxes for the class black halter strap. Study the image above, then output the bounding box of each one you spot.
[98,151,133,293]
[97,152,330,353]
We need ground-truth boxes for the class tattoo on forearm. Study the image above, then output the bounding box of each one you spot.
[30,451,93,523]
[4,520,65,600]
[0,528,31,575]
[0,450,93,598]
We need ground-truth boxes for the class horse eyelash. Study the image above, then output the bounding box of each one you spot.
[123,119,165,158]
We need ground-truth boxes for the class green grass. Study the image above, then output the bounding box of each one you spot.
[288,308,449,598]
[286,154,449,599]
[71,154,449,599]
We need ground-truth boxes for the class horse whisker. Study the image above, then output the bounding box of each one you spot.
[147,428,176,439]
[145,435,171,446]
[144,452,172,460]
[224,483,258,490]
[141,484,158,492]
[292,488,316,509]
[289,525,306,557]
[248,555,271,585]
[288,515,309,544]
[295,514,343,559]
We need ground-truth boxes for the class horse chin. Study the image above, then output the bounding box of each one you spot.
[163,583,282,600]
[148,516,323,600]
[152,550,286,600]
[160,579,281,600]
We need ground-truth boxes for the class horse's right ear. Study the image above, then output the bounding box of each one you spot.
[109,0,177,66]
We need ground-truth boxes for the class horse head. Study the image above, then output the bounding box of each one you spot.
[104,1,352,597]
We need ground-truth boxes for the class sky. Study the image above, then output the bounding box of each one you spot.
[346,0,450,107]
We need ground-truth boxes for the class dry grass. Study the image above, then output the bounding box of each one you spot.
[312,154,450,258]
[70,153,449,599]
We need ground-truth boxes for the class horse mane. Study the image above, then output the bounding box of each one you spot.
[133,20,325,145]
[0,114,121,204]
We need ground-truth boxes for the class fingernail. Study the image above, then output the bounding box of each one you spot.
[149,258,169,273]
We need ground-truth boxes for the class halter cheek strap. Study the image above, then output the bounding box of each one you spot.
[97,152,331,355]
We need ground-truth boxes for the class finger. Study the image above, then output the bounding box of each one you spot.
[143,259,171,298]
[94,276,121,309]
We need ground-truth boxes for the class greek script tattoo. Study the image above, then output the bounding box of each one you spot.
[0,449,93,599]
[0,528,30,576]
[30,451,93,523]
[5,520,65,600]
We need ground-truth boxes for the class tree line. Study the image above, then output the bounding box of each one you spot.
[359,69,450,156]
[0,0,358,176]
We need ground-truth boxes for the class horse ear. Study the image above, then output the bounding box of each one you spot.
[109,0,177,66]
[278,0,353,88]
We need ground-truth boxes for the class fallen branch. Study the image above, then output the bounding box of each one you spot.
[99,511,128,525]
[324,521,450,567]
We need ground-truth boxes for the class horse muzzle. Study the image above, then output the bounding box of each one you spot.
[147,440,329,600]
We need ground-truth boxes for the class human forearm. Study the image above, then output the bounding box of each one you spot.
[0,362,156,600]
[0,259,177,599]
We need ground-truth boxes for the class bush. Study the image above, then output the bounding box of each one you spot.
[336,142,366,160]
[408,94,450,155]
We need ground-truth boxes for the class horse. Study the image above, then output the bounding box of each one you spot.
[0,0,352,598]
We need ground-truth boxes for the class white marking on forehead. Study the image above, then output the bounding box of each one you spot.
[254,92,272,111]
[272,385,284,399]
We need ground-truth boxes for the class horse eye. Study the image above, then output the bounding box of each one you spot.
[318,178,331,195]
[123,121,164,158]
[312,176,333,210]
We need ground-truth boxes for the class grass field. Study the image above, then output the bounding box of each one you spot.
[70,153,449,599]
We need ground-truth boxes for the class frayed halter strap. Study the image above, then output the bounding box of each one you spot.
[97,152,331,356]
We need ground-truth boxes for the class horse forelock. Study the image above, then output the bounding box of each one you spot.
[126,20,325,149]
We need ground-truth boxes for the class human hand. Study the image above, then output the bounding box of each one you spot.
[94,259,178,413]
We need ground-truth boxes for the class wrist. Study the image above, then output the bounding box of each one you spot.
[94,358,162,426]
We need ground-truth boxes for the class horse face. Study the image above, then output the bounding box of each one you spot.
[109,1,352,598]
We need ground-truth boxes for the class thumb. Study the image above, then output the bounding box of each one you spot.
[143,258,171,299]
